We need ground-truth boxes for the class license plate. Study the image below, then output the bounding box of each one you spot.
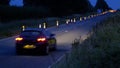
[23,45,36,49]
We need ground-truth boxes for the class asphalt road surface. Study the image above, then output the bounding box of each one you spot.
[0,13,111,68]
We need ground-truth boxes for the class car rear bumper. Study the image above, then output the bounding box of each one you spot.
[16,43,48,53]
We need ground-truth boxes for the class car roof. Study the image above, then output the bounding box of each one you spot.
[23,28,45,32]
[21,28,52,36]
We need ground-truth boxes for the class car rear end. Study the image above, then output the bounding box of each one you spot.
[15,29,49,55]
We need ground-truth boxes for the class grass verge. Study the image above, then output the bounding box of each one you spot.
[51,11,120,68]
[0,11,96,39]
[0,17,66,39]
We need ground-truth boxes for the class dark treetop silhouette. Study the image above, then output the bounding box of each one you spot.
[24,0,94,16]
[0,0,10,6]
[95,0,112,12]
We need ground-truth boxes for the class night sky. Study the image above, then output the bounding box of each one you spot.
[9,0,120,10]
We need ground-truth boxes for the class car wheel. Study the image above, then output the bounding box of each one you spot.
[52,40,57,51]
[16,49,22,55]
[44,46,49,55]
[16,47,23,55]
[52,44,57,51]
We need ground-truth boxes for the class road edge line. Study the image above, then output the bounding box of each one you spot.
[48,54,65,68]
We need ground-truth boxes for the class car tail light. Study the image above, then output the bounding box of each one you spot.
[15,37,23,41]
[37,38,46,42]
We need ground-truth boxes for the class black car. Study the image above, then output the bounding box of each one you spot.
[15,28,57,55]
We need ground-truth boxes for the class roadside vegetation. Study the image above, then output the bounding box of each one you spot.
[0,17,66,39]
[0,5,96,39]
[51,11,120,68]
[0,13,94,39]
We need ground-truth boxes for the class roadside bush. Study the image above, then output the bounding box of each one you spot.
[51,11,120,68]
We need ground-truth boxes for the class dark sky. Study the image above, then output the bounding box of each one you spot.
[9,0,120,9]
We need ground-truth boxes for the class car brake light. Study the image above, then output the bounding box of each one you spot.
[15,37,23,41]
[37,38,46,42]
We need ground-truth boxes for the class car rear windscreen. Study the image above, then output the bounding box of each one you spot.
[21,31,42,36]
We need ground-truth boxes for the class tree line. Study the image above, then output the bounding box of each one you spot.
[0,0,111,22]
[0,0,111,12]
